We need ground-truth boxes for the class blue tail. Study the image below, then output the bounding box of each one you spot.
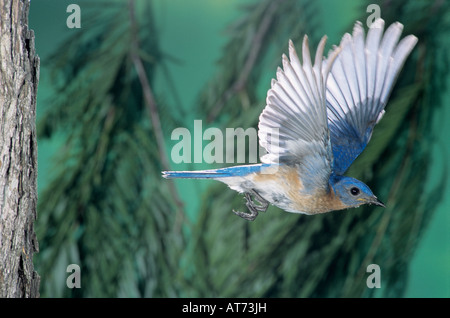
[162,164,268,179]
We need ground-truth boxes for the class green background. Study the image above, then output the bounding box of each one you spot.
[29,0,449,297]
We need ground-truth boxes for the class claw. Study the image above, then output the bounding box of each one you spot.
[233,190,269,221]
[233,209,258,221]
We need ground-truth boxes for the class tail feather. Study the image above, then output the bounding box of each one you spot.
[162,164,268,179]
[162,170,230,179]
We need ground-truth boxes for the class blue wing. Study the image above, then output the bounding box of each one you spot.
[325,19,417,174]
[258,35,340,191]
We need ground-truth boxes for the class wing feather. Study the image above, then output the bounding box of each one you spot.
[258,36,340,190]
[326,19,417,174]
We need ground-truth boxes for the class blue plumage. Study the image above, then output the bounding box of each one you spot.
[162,164,269,179]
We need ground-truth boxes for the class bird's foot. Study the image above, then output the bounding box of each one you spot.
[232,208,258,221]
[233,190,269,221]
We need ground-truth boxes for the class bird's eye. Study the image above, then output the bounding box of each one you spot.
[350,187,360,196]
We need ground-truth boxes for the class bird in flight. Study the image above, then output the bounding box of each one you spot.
[163,19,418,221]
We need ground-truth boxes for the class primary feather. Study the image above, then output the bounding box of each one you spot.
[258,35,340,191]
[326,19,418,174]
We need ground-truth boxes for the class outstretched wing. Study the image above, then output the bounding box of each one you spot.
[258,36,340,191]
[325,19,418,175]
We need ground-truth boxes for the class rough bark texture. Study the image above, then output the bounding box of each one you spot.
[0,0,40,297]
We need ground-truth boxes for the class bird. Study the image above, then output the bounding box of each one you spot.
[162,19,418,221]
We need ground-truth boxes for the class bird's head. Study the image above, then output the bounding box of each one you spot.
[331,175,385,209]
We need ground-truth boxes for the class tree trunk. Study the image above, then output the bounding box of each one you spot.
[0,0,40,297]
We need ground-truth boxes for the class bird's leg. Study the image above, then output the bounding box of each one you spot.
[233,193,259,221]
[250,190,269,212]
[233,190,269,221]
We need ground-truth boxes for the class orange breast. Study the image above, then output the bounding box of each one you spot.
[253,165,346,214]
[293,189,347,214]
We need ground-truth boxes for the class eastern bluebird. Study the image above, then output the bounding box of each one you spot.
[163,19,417,221]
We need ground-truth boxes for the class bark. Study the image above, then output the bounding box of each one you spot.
[0,0,40,297]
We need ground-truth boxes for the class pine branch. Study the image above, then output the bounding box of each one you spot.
[37,0,187,297]
[207,0,286,122]
[128,0,185,219]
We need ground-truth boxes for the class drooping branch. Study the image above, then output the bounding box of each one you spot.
[207,0,285,122]
[128,0,185,218]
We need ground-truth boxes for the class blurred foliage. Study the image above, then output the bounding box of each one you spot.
[36,0,449,298]
[185,0,449,298]
[36,0,183,297]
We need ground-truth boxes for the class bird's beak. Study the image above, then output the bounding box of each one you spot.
[372,197,385,208]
